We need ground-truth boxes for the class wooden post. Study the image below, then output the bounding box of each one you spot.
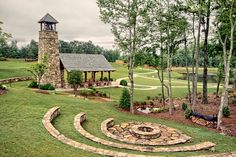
[84,72,87,82]
[91,72,93,81]
[101,71,104,81]
[108,71,111,81]
[94,72,96,82]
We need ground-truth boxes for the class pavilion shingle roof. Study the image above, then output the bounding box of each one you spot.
[38,13,58,24]
[59,53,115,72]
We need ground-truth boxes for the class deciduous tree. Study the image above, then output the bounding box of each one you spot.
[67,70,83,97]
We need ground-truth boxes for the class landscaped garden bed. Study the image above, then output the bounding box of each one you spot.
[133,93,236,137]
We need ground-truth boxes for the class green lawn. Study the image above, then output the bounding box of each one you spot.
[0,81,236,157]
[97,86,217,101]
[0,59,33,79]
[125,76,188,86]
[0,59,231,157]
[0,60,154,81]
[110,63,154,80]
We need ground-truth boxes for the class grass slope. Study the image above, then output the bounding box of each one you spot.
[0,59,33,79]
[0,82,235,157]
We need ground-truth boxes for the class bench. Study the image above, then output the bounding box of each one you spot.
[192,112,218,128]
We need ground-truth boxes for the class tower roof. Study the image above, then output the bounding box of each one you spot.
[38,13,58,24]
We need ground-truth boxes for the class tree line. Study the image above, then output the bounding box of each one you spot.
[0,35,120,62]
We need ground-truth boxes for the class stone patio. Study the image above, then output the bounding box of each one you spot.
[103,121,191,146]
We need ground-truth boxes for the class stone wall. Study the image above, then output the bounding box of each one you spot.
[38,31,62,88]
[0,77,32,84]
[42,106,235,157]
[75,113,216,153]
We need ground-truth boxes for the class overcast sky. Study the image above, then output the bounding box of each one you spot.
[0,0,114,49]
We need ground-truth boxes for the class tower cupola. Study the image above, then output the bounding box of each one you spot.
[38,13,58,31]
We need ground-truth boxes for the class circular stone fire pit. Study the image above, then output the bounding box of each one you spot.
[130,124,161,139]
[105,122,191,146]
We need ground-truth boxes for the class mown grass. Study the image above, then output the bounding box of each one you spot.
[0,81,236,157]
[97,86,217,101]
[125,76,188,86]
[0,59,229,157]
[0,59,33,79]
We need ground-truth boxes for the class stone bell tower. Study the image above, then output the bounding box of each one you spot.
[38,13,62,88]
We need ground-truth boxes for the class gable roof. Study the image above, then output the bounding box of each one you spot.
[59,53,115,72]
[38,13,58,24]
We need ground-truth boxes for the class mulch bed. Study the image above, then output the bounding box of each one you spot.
[0,89,7,95]
[129,94,236,137]
[33,89,50,95]
[57,90,112,102]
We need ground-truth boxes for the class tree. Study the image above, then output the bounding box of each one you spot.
[184,31,192,103]
[119,88,131,110]
[216,62,224,97]
[67,70,83,97]
[186,0,202,111]
[97,0,148,114]
[162,0,189,115]
[28,62,47,88]
[143,0,188,114]
[233,57,236,90]
[59,40,119,62]
[0,21,11,57]
[202,0,212,104]
[216,0,236,129]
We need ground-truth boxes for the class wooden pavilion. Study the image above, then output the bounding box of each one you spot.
[59,53,115,87]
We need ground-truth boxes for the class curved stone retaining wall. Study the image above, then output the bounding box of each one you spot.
[42,107,235,157]
[75,113,216,153]
[0,76,32,84]
[42,107,160,157]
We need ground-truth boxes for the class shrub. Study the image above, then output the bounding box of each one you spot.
[39,83,55,90]
[28,81,38,88]
[48,85,55,90]
[223,106,230,117]
[147,96,151,100]
[102,92,107,97]
[110,78,113,81]
[90,90,96,96]
[89,87,97,92]
[232,98,236,105]
[182,103,188,111]
[120,80,128,86]
[0,57,7,61]
[185,109,193,119]
[0,84,6,90]
[80,90,89,97]
[119,88,130,110]
[103,77,108,81]
[150,107,166,113]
